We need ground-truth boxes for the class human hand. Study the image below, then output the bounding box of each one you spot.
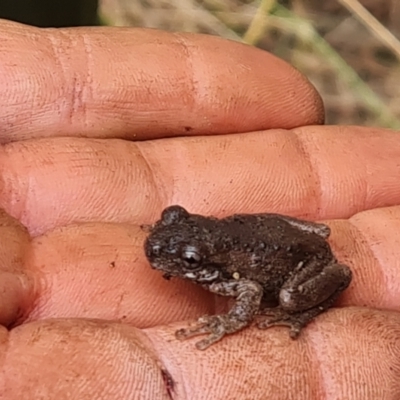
[1,19,400,399]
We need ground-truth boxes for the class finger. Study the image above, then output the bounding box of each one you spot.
[5,206,400,327]
[24,223,215,327]
[147,308,400,399]
[3,311,400,399]
[0,126,399,235]
[335,205,400,311]
[0,210,33,326]
[3,319,166,399]
[0,20,323,143]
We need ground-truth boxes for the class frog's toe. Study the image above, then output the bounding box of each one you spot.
[175,321,211,340]
[175,315,228,350]
[256,313,304,339]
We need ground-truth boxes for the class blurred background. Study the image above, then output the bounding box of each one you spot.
[1,0,400,128]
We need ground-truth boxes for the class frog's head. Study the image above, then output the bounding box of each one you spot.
[143,205,222,283]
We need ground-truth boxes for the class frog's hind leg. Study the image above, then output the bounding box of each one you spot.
[256,293,341,338]
[257,261,352,338]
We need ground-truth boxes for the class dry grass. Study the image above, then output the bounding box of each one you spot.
[99,0,400,129]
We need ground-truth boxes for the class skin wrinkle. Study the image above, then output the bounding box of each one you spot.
[295,126,396,219]
[134,144,166,213]
[0,326,9,396]
[25,238,56,321]
[46,33,68,116]
[0,215,33,327]
[46,30,91,130]
[291,130,323,218]
[332,126,369,212]
[347,218,379,270]
[75,32,93,130]
[328,219,379,310]
[12,260,38,326]
[172,32,198,132]
[352,148,368,215]
[306,312,351,400]
[348,209,399,309]
[308,322,338,400]
[38,32,70,130]
[142,328,188,400]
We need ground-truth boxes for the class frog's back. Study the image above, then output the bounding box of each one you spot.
[213,213,334,283]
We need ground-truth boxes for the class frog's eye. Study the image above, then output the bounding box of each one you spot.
[182,246,202,269]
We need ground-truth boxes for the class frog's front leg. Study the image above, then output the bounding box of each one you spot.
[257,259,352,338]
[175,280,263,350]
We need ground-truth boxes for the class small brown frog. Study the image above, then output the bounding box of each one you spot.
[143,205,352,350]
